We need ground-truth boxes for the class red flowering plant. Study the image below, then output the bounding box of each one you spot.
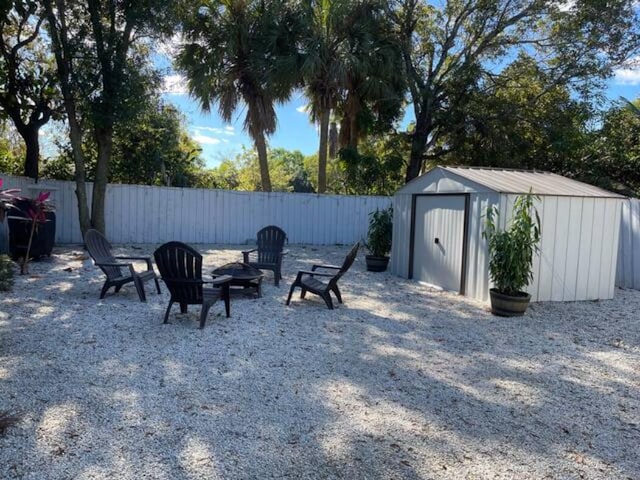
[20,191,55,274]
[0,178,20,222]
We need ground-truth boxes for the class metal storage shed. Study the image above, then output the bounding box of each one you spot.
[391,166,626,303]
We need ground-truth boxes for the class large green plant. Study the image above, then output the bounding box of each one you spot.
[483,192,541,295]
[366,206,392,257]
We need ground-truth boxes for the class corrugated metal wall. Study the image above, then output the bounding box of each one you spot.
[393,169,623,303]
[391,194,412,278]
[392,168,496,283]
[500,195,621,302]
[390,170,500,302]
[617,198,640,290]
[0,175,391,245]
[464,193,500,301]
[411,195,466,291]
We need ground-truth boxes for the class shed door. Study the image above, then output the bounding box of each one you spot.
[412,195,466,292]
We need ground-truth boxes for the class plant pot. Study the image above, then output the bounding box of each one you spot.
[489,289,531,317]
[366,255,389,272]
[8,199,56,261]
[0,218,8,255]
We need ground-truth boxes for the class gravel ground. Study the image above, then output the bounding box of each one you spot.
[0,244,639,480]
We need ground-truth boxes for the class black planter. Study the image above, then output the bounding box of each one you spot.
[366,255,390,272]
[489,288,531,317]
[0,218,8,255]
[8,199,56,261]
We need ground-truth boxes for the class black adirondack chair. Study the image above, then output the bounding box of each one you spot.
[154,242,232,329]
[242,225,288,286]
[286,242,359,309]
[85,229,160,302]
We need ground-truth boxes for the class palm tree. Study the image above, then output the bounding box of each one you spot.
[621,97,640,118]
[177,0,301,192]
[299,0,351,193]
[335,8,405,152]
[300,0,403,193]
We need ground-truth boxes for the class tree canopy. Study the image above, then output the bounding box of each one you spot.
[0,0,638,228]
[177,0,303,193]
[0,0,59,179]
[389,0,640,182]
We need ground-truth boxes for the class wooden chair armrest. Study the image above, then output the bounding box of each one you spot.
[115,256,153,269]
[242,248,257,263]
[162,278,205,285]
[95,261,131,269]
[311,264,341,271]
[97,261,136,276]
[298,270,335,277]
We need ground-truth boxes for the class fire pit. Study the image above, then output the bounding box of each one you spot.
[212,262,264,297]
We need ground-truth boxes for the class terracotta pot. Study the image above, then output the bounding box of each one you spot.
[489,288,531,317]
[365,255,389,272]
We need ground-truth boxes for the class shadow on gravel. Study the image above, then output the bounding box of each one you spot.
[0,245,638,479]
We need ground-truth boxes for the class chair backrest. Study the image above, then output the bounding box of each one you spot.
[154,242,204,303]
[256,225,287,264]
[85,229,123,280]
[331,242,360,284]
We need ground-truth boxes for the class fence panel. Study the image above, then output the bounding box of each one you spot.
[617,198,640,290]
[0,175,391,245]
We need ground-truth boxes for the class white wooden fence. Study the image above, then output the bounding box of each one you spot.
[617,198,640,290]
[4,174,640,290]
[1,175,391,245]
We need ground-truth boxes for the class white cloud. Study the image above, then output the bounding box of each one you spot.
[224,126,234,132]
[614,68,640,85]
[296,105,308,114]
[193,126,235,136]
[192,134,221,145]
[614,57,640,85]
[162,74,188,95]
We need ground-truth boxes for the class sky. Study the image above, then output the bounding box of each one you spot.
[162,81,320,166]
[160,60,640,169]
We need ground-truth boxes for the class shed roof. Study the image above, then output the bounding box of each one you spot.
[426,166,625,198]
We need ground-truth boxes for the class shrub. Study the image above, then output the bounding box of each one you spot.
[366,206,393,257]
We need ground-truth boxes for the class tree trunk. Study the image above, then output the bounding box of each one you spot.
[405,113,431,183]
[348,112,359,151]
[68,117,92,237]
[63,99,91,236]
[328,121,338,159]
[43,0,92,237]
[338,116,350,151]
[254,132,272,192]
[18,126,40,180]
[92,125,113,234]
[406,135,425,183]
[317,108,330,194]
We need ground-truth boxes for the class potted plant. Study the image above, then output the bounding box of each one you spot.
[483,191,541,316]
[8,192,55,274]
[365,206,393,272]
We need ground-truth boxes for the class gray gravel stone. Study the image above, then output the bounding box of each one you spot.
[0,244,638,479]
